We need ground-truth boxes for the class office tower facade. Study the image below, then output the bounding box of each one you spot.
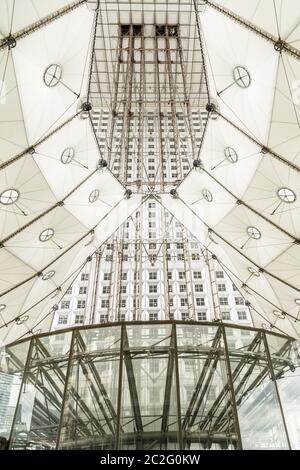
[51,19,250,330]
[52,199,252,330]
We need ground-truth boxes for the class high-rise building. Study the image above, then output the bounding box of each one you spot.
[52,200,252,329]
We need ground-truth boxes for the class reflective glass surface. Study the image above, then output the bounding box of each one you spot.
[0,322,299,450]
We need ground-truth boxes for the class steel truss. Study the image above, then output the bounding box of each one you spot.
[5,321,296,450]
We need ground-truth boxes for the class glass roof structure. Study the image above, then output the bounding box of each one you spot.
[1,321,300,450]
[1,0,300,346]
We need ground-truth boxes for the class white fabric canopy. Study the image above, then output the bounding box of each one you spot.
[0,1,142,345]
[1,0,300,344]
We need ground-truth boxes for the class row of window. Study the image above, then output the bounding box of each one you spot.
[57,310,248,327]
[105,241,199,250]
[103,253,202,262]
[78,271,206,283]
[59,295,245,311]
[68,271,228,293]
[57,312,208,326]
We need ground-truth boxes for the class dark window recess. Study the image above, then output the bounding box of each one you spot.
[156,25,178,37]
[121,24,142,36]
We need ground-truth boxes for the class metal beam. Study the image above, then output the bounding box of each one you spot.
[215,109,300,175]
[123,327,144,437]
[204,0,300,61]
[182,326,222,430]
[0,1,87,51]
[161,333,175,436]
[76,331,118,432]
[165,26,183,182]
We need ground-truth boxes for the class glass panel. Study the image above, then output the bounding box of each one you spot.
[267,333,300,449]
[58,327,121,449]
[177,324,239,450]
[127,323,172,348]
[4,325,297,451]
[119,324,179,449]
[79,326,122,353]
[10,332,72,450]
[176,323,218,348]
[225,327,289,449]
[0,341,29,444]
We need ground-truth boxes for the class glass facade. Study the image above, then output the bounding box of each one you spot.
[0,322,299,450]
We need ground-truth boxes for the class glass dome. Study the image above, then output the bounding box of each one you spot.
[0,321,299,450]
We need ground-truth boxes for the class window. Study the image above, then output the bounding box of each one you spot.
[232,284,238,291]
[235,297,244,305]
[61,301,70,309]
[102,286,110,294]
[81,273,89,281]
[149,285,157,293]
[185,386,194,401]
[237,311,247,321]
[185,359,194,371]
[216,271,224,279]
[218,284,226,292]
[75,314,84,324]
[222,311,231,321]
[179,284,186,292]
[58,314,68,325]
[121,286,127,294]
[149,272,157,280]
[193,271,202,279]
[195,284,203,292]
[149,243,156,249]
[101,300,109,308]
[149,361,159,374]
[177,243,183,249]
[177,254,184,261]
[241,330,251,336]
[191,253,200,261]
[197,312,207,321]
[180,298,188,307]
[79,287,87,295]
[149,298,158,308]
[100,314,108,323]
[219,297,228,306]
[168,272,172,280]
[179,272,185,280]
[66,287,72,295]
[0,188,20,205]
[77,300,86,309]
[182,312,189,321]
[196,298,205,306]
[208,388,216,401]
[103,272,111,281]
[149,312,158,321]
[120,299,126,308]
[149,202,156,209]
[122,272,127,281]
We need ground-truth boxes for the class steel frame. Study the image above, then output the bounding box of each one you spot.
[5,321,296,450]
